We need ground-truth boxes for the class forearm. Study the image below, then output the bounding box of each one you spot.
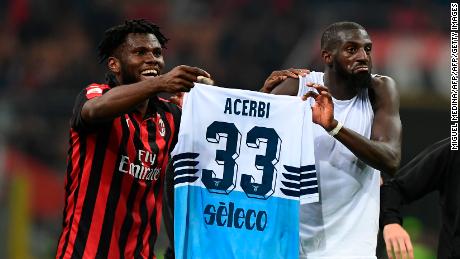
[380,183,404,228]
[83,80,163,123]
[334,124,400,174]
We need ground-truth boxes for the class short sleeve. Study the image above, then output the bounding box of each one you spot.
[70,84,110,132]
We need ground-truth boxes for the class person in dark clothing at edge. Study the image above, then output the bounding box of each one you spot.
[55,19,211,259]
[380,138,460,259]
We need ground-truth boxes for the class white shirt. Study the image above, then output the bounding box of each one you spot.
[298,72,380,259]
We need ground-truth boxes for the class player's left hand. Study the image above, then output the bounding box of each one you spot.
[302,82,335,131]
[260,68,310,93]
[383,223,414,259]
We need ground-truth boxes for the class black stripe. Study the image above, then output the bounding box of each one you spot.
[301,172,318,179]
[172,152,199,161]
[71,127,111,259]
[175,168,199,177]
[118,180,139,259]
[300,179,318,187]
[300,187,319,195]
[119,115,144,258]
[282,172,300,181]
[134,119,156,258]
[59,134,87,259]
[148,108,172,259]
[299,165,316,172]
[280,188,299,197]
[95,118,130,258]
[134,184,151,258]
[281,180,299,189]
[283,165,301,173]
[173,160,199,169]
[174,176,200,185]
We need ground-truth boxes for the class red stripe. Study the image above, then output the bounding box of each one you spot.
[108,114,137,258]
[63,134,97,257]
[106,175,132,259]
[56,130,81,257]
[82,121,120,258]
[124,115,152,256]
[124,181,146,256]
[139,118,157,256]
[155,112,176,230]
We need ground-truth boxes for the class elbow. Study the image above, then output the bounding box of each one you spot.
[82,101,107,124]
[382,153,401,176]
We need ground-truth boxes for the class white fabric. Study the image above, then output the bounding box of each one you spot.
[172,83,318,259]
[297,72,380,259]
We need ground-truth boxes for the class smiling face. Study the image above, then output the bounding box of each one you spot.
[332,29,373,89]
[109,33,165,85]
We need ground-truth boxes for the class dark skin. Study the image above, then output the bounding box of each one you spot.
[81,33,210,123]
[268,29,401,175]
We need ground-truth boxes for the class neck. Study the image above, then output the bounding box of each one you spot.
[136,99,150,118]
[324,67,358,100]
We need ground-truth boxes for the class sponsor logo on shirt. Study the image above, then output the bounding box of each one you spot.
[118,150,161,180]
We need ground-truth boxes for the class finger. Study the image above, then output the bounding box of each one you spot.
[177,79,194,91]
[306,82,329,92]
[405,238,414,259]
[197,76,214,85]
[288,68,310,76]
[302,91,318,101]
[262,76,286,92]
[390,238,400,259]
[397,238,408,259]
[269,76,287,85]
[385,239,395,259]
[271,69,299,78]
[175,69,200,82]
[185,66,211,77]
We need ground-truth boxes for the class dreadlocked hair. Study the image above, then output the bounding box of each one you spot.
[320,21,365,51]
[97,19,169,63]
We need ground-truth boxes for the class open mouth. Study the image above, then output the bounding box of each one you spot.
[140,69,159,79]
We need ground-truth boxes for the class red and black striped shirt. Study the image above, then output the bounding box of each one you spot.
[56,83,181,259]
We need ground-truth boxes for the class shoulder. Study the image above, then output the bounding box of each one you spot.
[270,78,299,96]
[370,75,399,110]
[372,75,396,89]
[84,83,111,99]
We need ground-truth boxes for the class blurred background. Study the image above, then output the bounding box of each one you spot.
[0,0,451,258]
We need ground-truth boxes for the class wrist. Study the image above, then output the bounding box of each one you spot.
[324,119,337,132]
[327,120,343,137]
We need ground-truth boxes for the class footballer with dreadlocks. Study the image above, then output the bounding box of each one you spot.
[56,19,211,259]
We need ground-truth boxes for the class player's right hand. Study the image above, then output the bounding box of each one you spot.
[383,223,414,259]
[260,68,309,93]
[156,65,211,93]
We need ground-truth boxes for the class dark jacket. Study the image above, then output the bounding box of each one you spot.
[381,138,460,259]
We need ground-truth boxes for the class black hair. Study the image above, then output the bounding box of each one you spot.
[320,21,365,51]
[97,19,169,63]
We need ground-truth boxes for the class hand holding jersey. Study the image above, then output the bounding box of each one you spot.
[301,83,337,132]
[168,72,214,107]
[260,68,310,93]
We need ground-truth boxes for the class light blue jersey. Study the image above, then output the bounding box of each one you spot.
[172,84,318,259]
